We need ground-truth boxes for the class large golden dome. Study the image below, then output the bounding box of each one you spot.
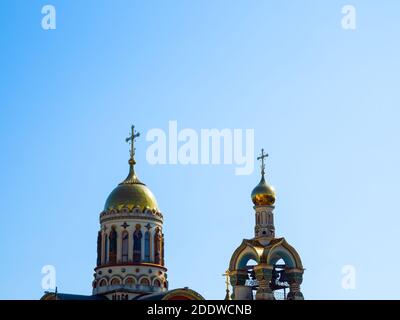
[104,183,158,211]
[251,175,276,206]
[104,159,159,211]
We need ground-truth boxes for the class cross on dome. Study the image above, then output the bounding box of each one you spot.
[257,148,268,177]
[126,125,140,164]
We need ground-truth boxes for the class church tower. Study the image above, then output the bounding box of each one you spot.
[228,149,304,300]
[41,125,204,300]
[92,126,167,300]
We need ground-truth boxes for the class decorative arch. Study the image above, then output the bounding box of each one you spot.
[124,276,136,286]
[153,279,161,287]
[110,276,122,286]
[269,248,296,268]
[99,278,108,287]
[229,240,262,271]
[237,252,259,270]
[264,238,303,269]
[139,276,150,286]
[162,288,205,300]
[121,207,129,214]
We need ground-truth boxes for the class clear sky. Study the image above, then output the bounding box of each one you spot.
[1,0,400,299]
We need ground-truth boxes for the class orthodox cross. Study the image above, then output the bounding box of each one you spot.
[257,148,268,176]
[121,222,130,229]
[222,270,231,300]
[126,125,140,161]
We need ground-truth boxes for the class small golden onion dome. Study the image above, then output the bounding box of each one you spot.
[104,161,159,211]
[251,175,276,206]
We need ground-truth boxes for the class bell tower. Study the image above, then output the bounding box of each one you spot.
[227,149,305,300]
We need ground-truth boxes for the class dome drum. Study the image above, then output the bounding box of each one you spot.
[100,206,164,224]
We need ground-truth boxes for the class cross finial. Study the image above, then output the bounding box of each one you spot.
[222,270,230,287]
[126,125,140,164]
[257,148,269,176]
[222,270,231,300]
[121,125,142,184]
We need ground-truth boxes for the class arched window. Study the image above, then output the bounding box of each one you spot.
[97,231,102,266]
[104,234,108,264]
[111,278,121,286]
[122,231,129,263]
[125,277,135,286]
[144,231,151,262]
[99,279,107,287]
[109,227,117,264]
[140,278,150,286]
[133,224,142,263]
[153,279,161,287]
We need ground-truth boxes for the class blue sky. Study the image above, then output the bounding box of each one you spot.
[1,0,400,299]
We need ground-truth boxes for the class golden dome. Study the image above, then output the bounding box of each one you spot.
[251,175,276,206]
[104,183,158,211]
[104,160,159,211]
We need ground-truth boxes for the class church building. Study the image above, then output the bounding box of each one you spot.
[42,126,204,301]
[227,149,305,300]
[41,127,304,301]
